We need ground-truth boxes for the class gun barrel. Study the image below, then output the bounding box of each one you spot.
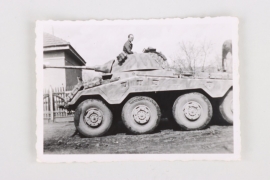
[43,65,106,72]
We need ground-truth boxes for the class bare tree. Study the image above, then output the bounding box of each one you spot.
[214,53,222,71]
[170,41,201,74]
[181,41,202,73]
[169,54,188,73]
[200,40,213,72]
[171,40,215,74]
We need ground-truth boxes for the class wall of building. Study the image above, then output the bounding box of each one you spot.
[43,51,66,89]
[65,51,83,88]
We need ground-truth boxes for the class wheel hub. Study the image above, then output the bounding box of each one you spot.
[183,101,202,121]
[84,108,103,127]
[132,105,151,124]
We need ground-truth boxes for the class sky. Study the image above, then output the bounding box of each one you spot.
[43,18,235,67]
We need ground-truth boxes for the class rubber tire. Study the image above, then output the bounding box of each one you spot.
[219,89,233,124]
[74,99,113,137]
[121,96,161,134]
[172,92,213,130]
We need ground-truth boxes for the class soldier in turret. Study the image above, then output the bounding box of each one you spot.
[123,34,134,54]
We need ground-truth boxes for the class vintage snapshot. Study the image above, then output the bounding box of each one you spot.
[36,18,240,162]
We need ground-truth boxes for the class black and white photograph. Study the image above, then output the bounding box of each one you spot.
[36,18,240,162]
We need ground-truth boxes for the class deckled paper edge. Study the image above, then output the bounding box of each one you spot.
[35,17,240,163]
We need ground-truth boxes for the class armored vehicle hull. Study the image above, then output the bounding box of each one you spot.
[44,51,233,137]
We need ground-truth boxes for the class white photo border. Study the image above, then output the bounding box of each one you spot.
[36,17,240,162]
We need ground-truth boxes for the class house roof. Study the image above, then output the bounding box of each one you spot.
[43,33,86,65]
[43,33,70,47]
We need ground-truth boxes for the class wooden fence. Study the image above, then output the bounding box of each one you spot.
[43,86,74,122]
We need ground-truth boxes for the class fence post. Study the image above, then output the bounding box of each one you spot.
[49,86,54,122]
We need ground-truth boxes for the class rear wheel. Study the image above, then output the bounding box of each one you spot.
[122,96,161,134]
[219,89,233,124]
[74,99,113,137]
[172,92,213,130]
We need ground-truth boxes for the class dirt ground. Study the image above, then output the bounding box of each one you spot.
[44,118,233,154]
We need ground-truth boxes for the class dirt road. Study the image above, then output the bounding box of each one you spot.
[44,118,233,154]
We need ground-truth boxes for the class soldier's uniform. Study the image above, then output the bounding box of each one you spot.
[123,40,133,54]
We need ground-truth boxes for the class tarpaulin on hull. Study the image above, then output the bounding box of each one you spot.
[111,53,168,72]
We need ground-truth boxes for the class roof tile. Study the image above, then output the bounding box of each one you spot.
[43,33,70,47]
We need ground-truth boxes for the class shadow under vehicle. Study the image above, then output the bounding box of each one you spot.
[44,48,233,137]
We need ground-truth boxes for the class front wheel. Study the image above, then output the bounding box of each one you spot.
[74,99,113,137]
[172,92,213,130]
[121,96,161,134]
